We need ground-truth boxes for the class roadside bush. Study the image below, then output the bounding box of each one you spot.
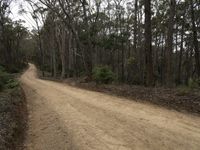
[0,69,18,90]
[92,66,116,84]
[176,86,190,96]
[0,70,12,84]
[127,57,136,66]
[7,63,27,73]
[9,66,21,73]
[0,87,27,149]
[0,80,3,91]
[6,79,19,89]
[188,78,200,89]
[0,65,6,72]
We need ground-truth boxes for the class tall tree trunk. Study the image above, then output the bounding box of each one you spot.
[51,28,57,78]
[177,15,185,84]
[185,44,190,84]
[175,24,178,79]
[60,29,66,79]
[161,34,166,85]
[138,8,145,84]
[52,48,57,78]
[165,0,176,86]
[81,0,93,78]
[133,0,138,56]
[68,31,72,77]
[121,43,124,82]
[38,31,44,77]
[56,24,66,79]
[117,49,120,80]
[144,0,154,86]
[190,0,200,77]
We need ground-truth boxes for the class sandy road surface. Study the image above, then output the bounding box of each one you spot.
[21,64,200,150]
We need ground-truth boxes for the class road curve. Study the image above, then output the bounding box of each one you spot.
[21,64,200,150]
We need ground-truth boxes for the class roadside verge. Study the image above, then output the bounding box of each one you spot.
[0,87,27,150]
[40,74,200,115]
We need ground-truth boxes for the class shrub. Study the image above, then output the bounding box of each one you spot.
[8,65,21,73]
[0,65,6,72]
[127,57,136,66]
[0,69,18,90]
[196,78,200,85]
[0,80,3,91]
[6,79,19,89]
[188,78,199,89]
[92,66,116,84]
[176,86,190,96]
[0,70,12,84]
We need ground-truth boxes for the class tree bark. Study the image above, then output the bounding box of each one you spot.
[177,15,185,84]
[61,28,66,79]
[165,0,176,86]
[144,0,154,86]
[56,24,66,79]
[80,0,93,78]
[133,0,138,56]
[190,0,200,77]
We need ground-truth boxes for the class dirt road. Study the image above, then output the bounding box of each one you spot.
[21,64,200,150]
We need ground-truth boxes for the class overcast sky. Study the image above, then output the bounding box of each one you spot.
[10,0,134,30]
[10,0,36,30]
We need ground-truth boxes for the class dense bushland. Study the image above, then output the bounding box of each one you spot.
[0,2,28,149]
[0,66,19,91]
[22,0,200,88]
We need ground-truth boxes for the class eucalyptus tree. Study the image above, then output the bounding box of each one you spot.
[0,0,28,71]
[165,0,176,86]
[144,0,154,86]
[25,0,200,87]
[190,0,200,78]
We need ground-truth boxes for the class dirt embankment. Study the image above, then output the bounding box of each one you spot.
[0,87,27,150]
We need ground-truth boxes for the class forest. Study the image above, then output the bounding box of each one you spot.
[1,0,200,149]
[1,0,200,87]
